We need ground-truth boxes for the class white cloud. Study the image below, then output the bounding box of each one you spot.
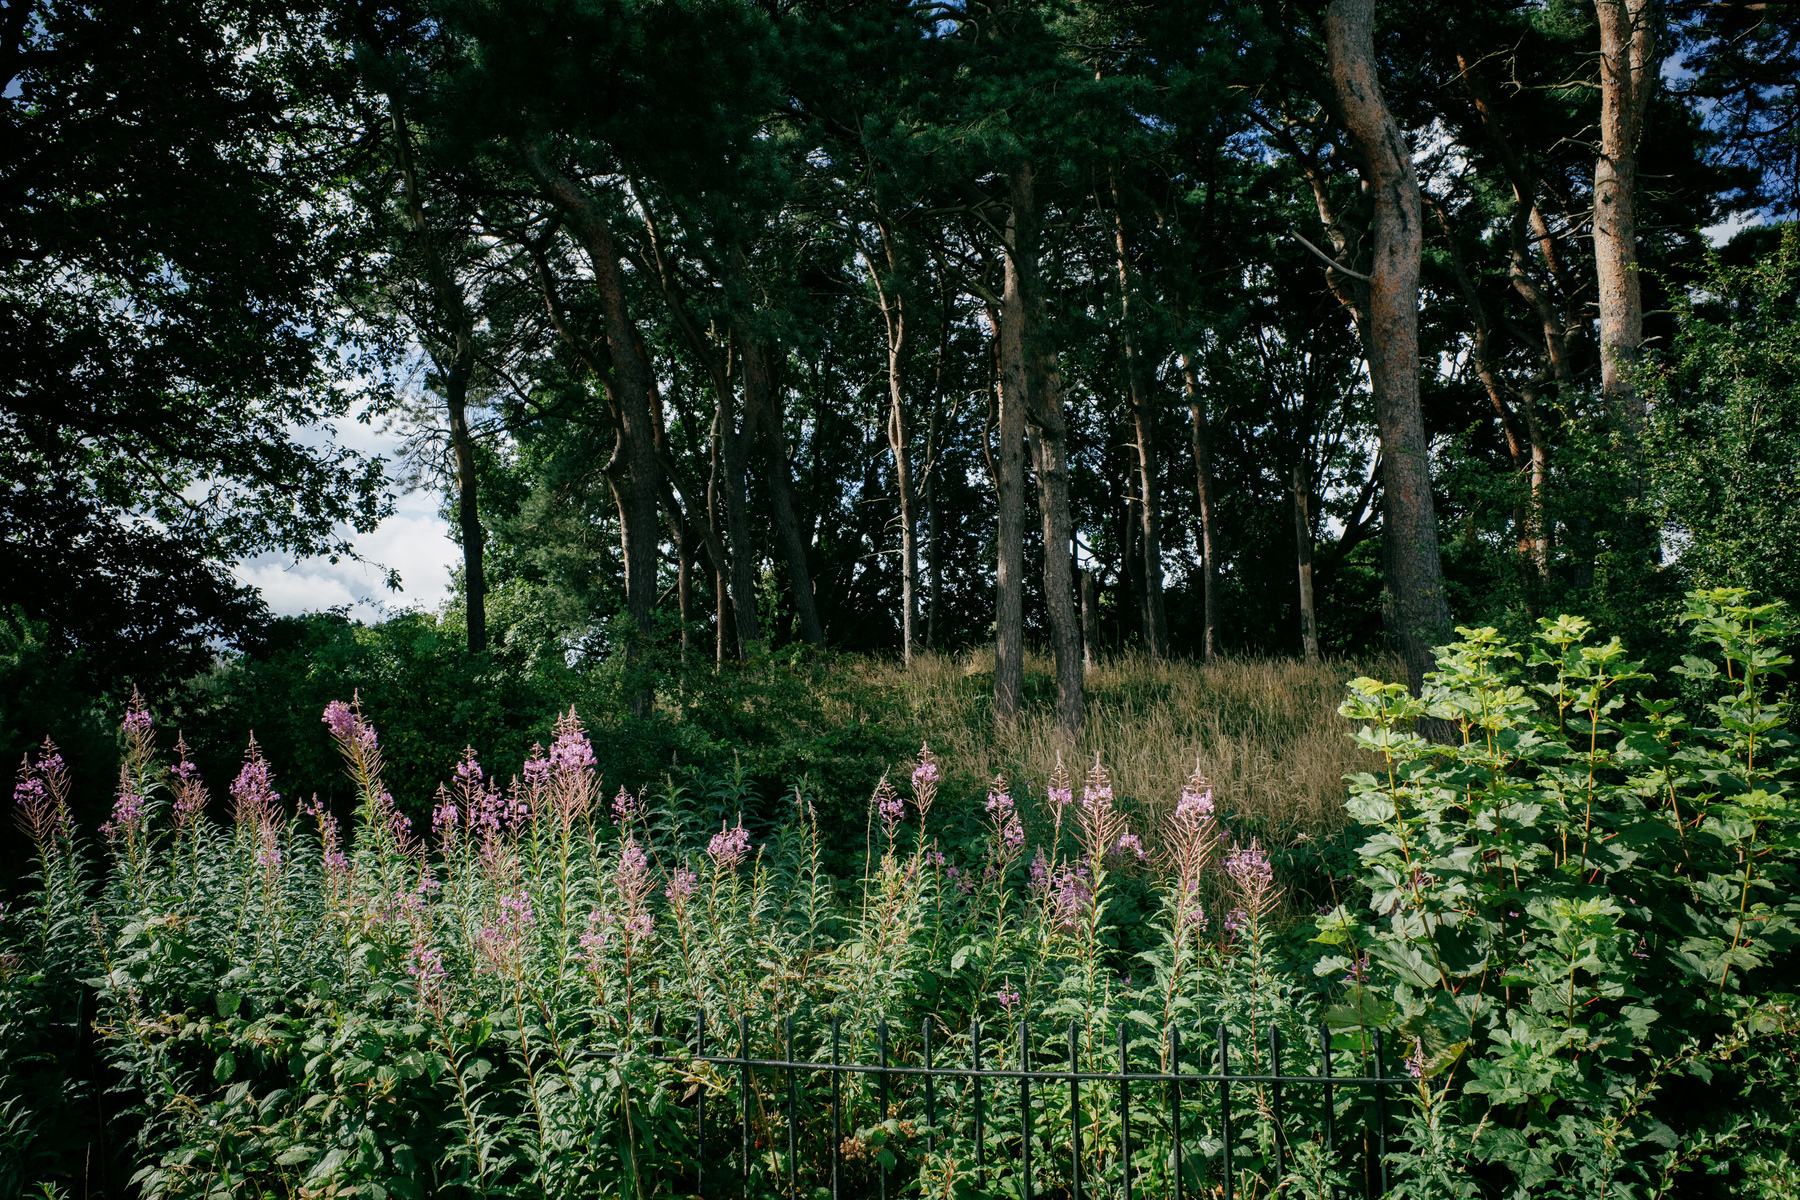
[235,489,458,622]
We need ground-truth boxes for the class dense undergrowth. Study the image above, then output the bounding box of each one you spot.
[1,591,1797,1198]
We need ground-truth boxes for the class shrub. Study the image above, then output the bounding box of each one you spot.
[1324,588,1800,1197]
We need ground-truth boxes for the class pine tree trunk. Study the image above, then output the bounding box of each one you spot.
[926,400,941,652]
[1030,360,1084,741]
[1080,569,1099,669]
[1323,0,1453,696]
[520,145,660,713]
[716,381,761,658]
[743,337,827,649]
[1109,173,1168,660]
[390,109,484,653]
[1179,353,1218,662]
[867,224,919,664]
[1293,462,1321,664]
[992,161,1034,728]
[1595,0,1657,551]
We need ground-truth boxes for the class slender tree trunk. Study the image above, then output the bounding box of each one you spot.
[1596,0,1657,549]
[1178,352,1219,661]
[1109,173,1168,659]
[743,336,827,649]
[864,223,920,663]
[716,380,761,657]
[1080,569,1100,670]
[992,162,1034,728]
[675,516,692,663]
[1029,358,1084,741]
[1118,498,1142,654]
[520,145,659,710]
[1293,463,1321,664]
[1323,0,1453,695]
[925,400,941,652]
[390,109,484,653]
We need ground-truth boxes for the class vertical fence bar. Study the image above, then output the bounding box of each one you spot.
[879,1020,889,1200]
[831,1016,841,1200]
[1320,1022,1336,1200]
[740,1013,751,1196]
[786,1015,797,1200]
[1068,1021,1082,1200]
[1019,1021,1033,1200]
[1119,1023,1132,1200]
[1219,1022,1233,1200]
[973,1020,986,1190]
[1169,1025,1183,1200]
[1372,1030,1388,1198]
[696,1010,707,1198]
[1271,1026,1285,1185]
[924,1019,936,1155]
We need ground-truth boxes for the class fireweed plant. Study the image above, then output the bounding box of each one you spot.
[0,592,1794,1198]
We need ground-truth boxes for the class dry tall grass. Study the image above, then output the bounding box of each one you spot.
[830,649,1396,859]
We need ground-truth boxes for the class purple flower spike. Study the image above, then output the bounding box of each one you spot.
[709,819,751,872]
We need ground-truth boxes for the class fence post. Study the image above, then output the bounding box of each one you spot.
[831,1015,841,1200]
[1219,1021,1232,1200]
[1119,1022,1132,1200]
[1372,1030,1388,1198]
[973,1019,986,1191]
[1068,1021,1082,1200]
[924,1018,935,1155]
[1320,1021,1336,1200]
[786,1015,797,1200]
[740,1012,751,1196]
[879,1019,889,1200]
[1169,1024,1182,1200]
[697,1010,707,1198]
[1271,1025,1284,1185]
[1020,1020,1033,1200]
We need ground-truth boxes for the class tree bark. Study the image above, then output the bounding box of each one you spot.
[862,222,920,663]
[1178,352,1219,661]
[1080,568,1100,669]
[716,376,761,657]
[1029,357,1084,741]
[1324,0,1453,695]
[992,162,1033,728]
[1595,0,1657,544]
[390,109,484,653]
[742,335,827,649]
[1109,172,1169,660]
[1294,462,1321,664]
[520,144,660,708]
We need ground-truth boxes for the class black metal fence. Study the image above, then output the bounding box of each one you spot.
[675,1011,1408,1200]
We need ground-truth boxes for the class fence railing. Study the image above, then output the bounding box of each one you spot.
[669,1011,1408,1200]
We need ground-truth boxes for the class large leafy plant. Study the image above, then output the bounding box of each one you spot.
[1324,589,1800,1197]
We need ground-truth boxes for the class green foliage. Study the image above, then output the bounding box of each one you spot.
[1329,589,1800,1197]
[1647,225,1800,617]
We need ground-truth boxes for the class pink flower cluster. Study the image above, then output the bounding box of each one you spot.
[910,742,940,820]
[611,787,643,825]
[1076,754,1129,867]
[1048,862,1092,931]
[476,891,536,975]
[101,773,145,843]
[12,740,72,848]
[323,699,378,756]
[709,820,751,871]
[983,775,1025,865]
[665,866,698,903]
[171,737,208,827]
[873,776,906,840]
